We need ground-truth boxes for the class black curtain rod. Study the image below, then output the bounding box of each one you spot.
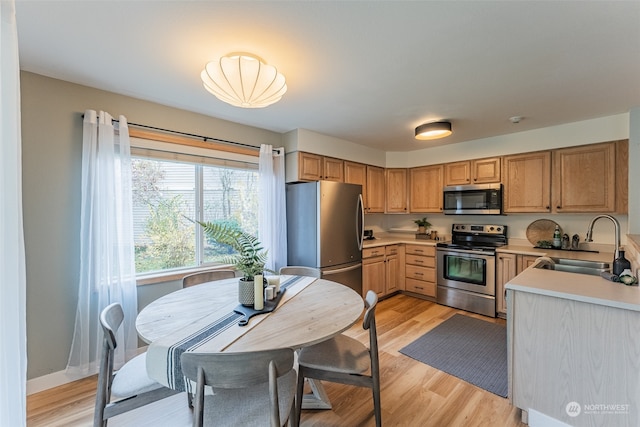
[83,114,280,154]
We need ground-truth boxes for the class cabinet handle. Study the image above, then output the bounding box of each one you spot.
[414,259,424,263]
[556,206,561,209]
[414,272,424,276]
[415,286,424,290]
[415,249,424,253]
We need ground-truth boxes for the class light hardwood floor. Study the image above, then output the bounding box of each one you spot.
[27,294,525,426]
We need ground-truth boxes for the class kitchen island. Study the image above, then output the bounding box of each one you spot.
[505,267,640,426]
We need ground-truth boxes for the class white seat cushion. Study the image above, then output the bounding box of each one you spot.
[202,369,296,426]
[298,334,370,374]
[111,352,163,398]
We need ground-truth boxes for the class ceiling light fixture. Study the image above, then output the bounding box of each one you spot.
[414,121,452,140]
[201,53,287,108]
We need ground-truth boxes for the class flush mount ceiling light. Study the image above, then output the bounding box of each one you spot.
[200,53,287,108]
[414,121,452,140]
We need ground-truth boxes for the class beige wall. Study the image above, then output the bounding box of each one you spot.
[20,71,282,381]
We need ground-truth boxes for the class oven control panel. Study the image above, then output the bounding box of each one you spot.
[452,224,506,235]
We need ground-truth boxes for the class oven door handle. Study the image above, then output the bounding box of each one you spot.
[436,248,495,260]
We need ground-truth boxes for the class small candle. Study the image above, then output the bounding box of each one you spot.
[254,274,264,310]
[265,285,275,300]
[267,276,280,294]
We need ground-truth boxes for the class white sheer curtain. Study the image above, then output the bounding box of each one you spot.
[0,1,27,425]
[258,145,287,271]
[66,110,138,375]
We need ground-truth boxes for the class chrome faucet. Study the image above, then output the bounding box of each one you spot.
[585,214,620,261]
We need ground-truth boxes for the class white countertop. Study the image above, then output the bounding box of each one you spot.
[505,266,640,312]
[362,233,438,248]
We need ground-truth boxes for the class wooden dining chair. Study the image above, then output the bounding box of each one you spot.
[278,266,321,278]
[295,290,381,427]
[182,269,236,288]
[181,348,298,427]
[94,303,178,427]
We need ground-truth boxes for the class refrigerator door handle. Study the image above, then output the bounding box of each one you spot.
[357,193,364,250]
[322,262,362,276]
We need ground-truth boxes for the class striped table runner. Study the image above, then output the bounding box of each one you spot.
[146,275,315,391]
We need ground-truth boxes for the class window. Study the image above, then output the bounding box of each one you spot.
[131,143,259,275]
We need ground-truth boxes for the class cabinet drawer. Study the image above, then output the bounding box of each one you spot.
[405,254,435,268]
[385,245,399,256]
[405,265,435,282]
[363,247,385,258]
[405,278,436,297]
[405,244,435,257]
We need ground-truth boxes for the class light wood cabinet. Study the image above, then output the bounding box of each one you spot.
[496,253,517,315]
[502,151,551,213]
[552,141,616,212]
[385,168,408,213]
[444,157,501,186]
[363,245,403,297]
[404,244,436,297]
[366,166,385,213]
[287,152,344,182]
[496,253,539,316]
[409,165,443,213]
[322,156,344,182]
[297,152,323,181]
[344,161,367,206]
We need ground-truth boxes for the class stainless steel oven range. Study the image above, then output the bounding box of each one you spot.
[436,224,507,317]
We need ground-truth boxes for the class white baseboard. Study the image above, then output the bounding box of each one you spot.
[528,408,572,427]
[27,370,92,395]
[27,345,148,395]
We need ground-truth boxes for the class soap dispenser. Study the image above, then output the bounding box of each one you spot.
[613,246,631,276]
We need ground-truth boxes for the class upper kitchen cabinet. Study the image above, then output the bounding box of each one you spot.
[366,165,386,213]
[322,156,344,181]
[503,151,551,213]
[552,141,625,213]
[444,157,501,186]
[385,168,408,213]
[286,152,343,182]
[344,161,367,205]
[409,165,443,213]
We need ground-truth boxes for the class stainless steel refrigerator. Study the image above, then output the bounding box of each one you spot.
[286,181,364,295]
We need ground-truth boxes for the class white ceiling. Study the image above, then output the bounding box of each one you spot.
[15,1,640,152]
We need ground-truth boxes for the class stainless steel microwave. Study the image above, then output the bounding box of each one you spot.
[443,183,502,215]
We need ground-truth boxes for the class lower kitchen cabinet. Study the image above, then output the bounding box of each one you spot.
[404,244,436,297]
[496,252,539,316]
[363,244,404,298]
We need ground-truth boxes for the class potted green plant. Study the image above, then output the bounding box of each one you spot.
[414,217,431,234]
[198,221,275,305]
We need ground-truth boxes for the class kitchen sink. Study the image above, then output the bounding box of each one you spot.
[533,257,610,276]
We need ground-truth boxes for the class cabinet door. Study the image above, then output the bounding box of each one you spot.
[517,255,539,274]
[496,253,517,315]
[298,152,323,181]
[344,161,367,206]
[386,254,399,294]
[385,168,408,213]
[552,142,615,212]
[503,151,551,213]
[366,166,386,213]
[472,157,501,184]
[409,165,443,213]
[323,157,344,182]
[444,161,470,186]
[363,256,386,297]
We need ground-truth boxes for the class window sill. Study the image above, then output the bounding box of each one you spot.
[136,265,236,286]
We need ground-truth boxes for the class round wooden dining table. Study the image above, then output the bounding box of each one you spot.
[136,274,364,408]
